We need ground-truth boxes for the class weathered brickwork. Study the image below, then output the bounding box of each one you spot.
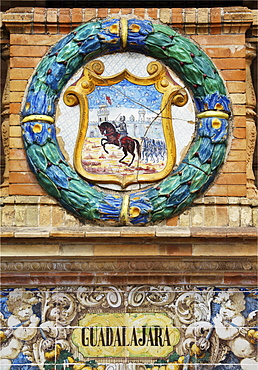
[0,5,257,263]
[1,7,256,202]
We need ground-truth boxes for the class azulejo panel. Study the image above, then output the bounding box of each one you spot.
[0,286,257,369]
[21,18,231,225]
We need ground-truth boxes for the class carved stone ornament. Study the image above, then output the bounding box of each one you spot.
[1,43,10,195]
[0,286,257,370]
[21,19,231,225]
[246,42,258,199]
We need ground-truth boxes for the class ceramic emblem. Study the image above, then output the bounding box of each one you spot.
[21,19,231,224]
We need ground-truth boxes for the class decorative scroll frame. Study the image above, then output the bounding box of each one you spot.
[21,18,231,225]
[64,59,188,188]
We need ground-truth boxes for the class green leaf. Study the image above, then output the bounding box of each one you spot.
[175,35,202,56]
[56,41,80,62]
[211,143,226,170]
[59,163,80,180]
[166,44,193,63]
[42,142,62,165]
[158,175,181,195]
[204,77,221,94]
[182,64,204,85]
[190,170,209,193]
[36,171,61,198]
[36,55,56,78]
[214,72,226,94]
[27,144,47,171]
[153,24,177,37]
[146,32,174,47]
[146,44,167,59]
[193,55,215,78]
[74,22,101,41]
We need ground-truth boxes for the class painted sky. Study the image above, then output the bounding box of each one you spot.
[88,80,162,112]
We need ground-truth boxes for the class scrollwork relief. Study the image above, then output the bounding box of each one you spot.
[0,286,257,370]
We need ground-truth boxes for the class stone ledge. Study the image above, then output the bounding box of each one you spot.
[2,195,258,206]
[1,226,257,239]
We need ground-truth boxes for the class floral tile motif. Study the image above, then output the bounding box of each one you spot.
[1,287,257,369]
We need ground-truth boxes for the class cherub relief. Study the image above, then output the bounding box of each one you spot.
[213,290,258,369]
[0,288,40,370]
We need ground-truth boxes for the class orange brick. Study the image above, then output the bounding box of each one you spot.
[226,81,245,93]
[204,46,245,58]
[232,105,246,116]
[213,58,245,70]
[221,70,246,81]
[97,8,108,18]
[9,126,22,137]
[110,8,120,14]
[206,184,228,196]
[233,116,246,127]
[10,80,27,92]
[233,127,246,139]
[9,149,26,160]
[84,8,96,22]
[216,205,228,226]
[59,8,71,23]
[210,7,221,23]
[210,8,221,35]
[59,24,71,34]
[10,114,20,126]
[10,34,62,46]
[231,139,246,150]
[34,24,46,34]
[47,8,58,23]
[9,172,37,183]
[197,8,209,24]
[191,34,245,45]
[9,184,46,196]
[34,8,46,23]
[10,45,48,57]
[10,57,41,68]
[216,173,246,185]
[210,25,221,35]
[9,137,24,148]
[47,8,58,34]
[227,185,246,197]
[227,150,246,161]
[147,8,158,19]
[172,8,183,25]
[10,103,21,114]
[222,161,246,173]
[166,216,178,226]
[121,8,132,15]
[10,68,34,80]
[9,160,30,172]
[185,8,196,23]
[72,8,82,24]
[207,184,246,197]
[134,8,145,18]
[10,92,24,103]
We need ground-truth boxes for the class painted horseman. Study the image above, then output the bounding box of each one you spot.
[114,115,128,148]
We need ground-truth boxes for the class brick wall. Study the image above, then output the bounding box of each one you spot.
[1,7,257,230]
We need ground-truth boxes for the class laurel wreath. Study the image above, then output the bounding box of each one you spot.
[21,19,231,225]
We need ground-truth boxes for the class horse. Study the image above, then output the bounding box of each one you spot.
[98,121,140,167]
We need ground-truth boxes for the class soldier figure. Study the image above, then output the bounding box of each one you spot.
[115,115,128,148]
